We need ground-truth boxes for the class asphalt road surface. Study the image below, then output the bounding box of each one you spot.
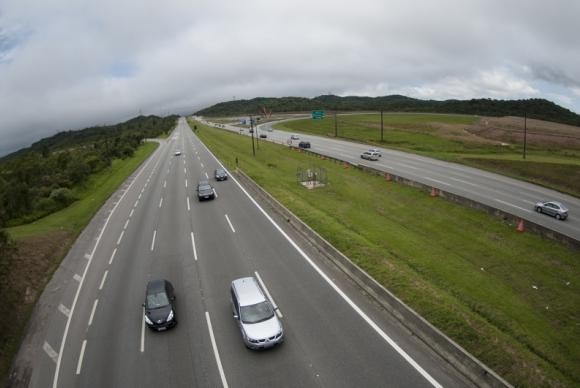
[203,116,579,242]
[19,118,476,387]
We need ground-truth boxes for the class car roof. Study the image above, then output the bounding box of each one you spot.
[147,279,168,294]
[232,277,266,306]
[198,180,210,185]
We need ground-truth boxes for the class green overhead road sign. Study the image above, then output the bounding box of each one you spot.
[312,110,325,119]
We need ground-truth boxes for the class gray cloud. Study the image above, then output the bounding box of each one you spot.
[1,0,579,156]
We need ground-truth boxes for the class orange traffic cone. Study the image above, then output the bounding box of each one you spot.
[430,187,438,197]
[516,219,525,232]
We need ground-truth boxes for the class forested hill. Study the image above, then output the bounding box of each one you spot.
[196,95,580,126]
[0,115,178,225]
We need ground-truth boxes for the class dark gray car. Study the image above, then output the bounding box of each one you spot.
[535,201,568,220]
[196,180,216,201]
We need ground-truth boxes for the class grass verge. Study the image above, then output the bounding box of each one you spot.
[191,119,580,387]
[0,141,158,385]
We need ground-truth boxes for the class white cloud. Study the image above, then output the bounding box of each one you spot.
[0,0,579,156]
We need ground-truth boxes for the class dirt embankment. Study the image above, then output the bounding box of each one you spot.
[468,116,580,149]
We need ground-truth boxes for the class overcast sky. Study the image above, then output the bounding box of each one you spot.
[1,0,579,156]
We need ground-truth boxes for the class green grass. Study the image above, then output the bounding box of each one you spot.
[276,113,580,197]
[191,119,580,387]
[8,142,158,239]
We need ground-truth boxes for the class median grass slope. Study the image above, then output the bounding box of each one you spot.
[0,142,158,385]
[275,113,580,198]
[192,120,580,387]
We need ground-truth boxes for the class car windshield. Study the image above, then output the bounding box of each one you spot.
[240,301,274,324]
[216,170,225,175]
[146,292,169,309]
[199,184,212,191]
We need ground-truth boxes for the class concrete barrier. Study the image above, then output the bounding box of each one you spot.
[234,169,512,388]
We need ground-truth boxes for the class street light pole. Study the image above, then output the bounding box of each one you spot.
[334,111,338,137]
[250,114,255,156]
[381,110,384,142]
[523,112,527,160]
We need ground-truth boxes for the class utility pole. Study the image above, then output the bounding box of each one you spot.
[380,110,384,142]
[523,112,527,160]
[334,111,338,137]
[250,114,256,156]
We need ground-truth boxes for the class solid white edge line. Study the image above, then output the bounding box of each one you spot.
[191,232,198,261]
[254,271,282,318]
[151,230,157,251]
[99,270,108,290]
[109,248,117,265]
[195,130,442,388]
[141,307,145,353]
[75,340,87,375]
[205,312,229,388]
[88,299,98,326]
[224,214,236,233]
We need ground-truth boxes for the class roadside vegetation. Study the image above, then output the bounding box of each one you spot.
[191,119,580,387]
[0,115,176,385]
[275,113,580,198]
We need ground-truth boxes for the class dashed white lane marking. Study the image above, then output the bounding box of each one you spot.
[76,340,87,375]
[124,219,130,230]
[151,230,157,251]
[99,271,108,290]
[213,189,218,199]
[254,271,282,318]
[205,172,209,179]
[140,308,145,353]
[392,161,419,170]
[129,209,134,218]
[159,197,163,208]
[187,197,191,211]
[88,299,98,326]
[43,342,59,363]
[191,232,198,261]
[138,193,142,199]
[494,198,533,213]
[224,214,236,233]
[448,176,481,187]
[205,312,229,388]
[185,179,188,188]
[117,230,124,245]
[73,274,82,282]
[134,200,139,208]
[164,180,167,188]
[422,176,450,186]
[58,304,71,318]
[184,167,187,174]
[84,253,91,260]
[109,248,117,265]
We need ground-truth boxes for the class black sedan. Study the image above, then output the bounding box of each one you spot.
[196,180,216,201]
[298,141,311,149]
[214,168,228,181]
[143,279,177,331]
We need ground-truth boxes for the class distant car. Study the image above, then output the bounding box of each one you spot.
[249,129,254,133]
[174,151,182,156]
[214,168,228,181]
[298,141,311,149]
[290,135,299,140]
[368,148,382,157]
[196,180,216,201]
[259,133,267,138]
[230,277,284,350]
[535,201,568,220]
[143,279,177,331]
[361,151,379,161]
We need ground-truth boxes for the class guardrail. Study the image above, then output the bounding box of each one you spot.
[234,169,513,388]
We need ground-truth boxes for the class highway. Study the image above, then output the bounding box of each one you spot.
[17,118,475,387]
[205,116,580,242]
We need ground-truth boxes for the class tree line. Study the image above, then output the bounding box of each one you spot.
[0,115,178,228]
[196,95,580,127]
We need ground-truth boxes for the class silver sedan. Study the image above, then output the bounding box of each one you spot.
[535,201,569,220]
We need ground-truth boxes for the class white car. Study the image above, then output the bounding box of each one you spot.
[361,151,379,161]
[368,148,382,157]
[174,151,182,156]
[290,135,300,140]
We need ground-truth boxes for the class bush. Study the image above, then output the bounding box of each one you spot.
[49,187,76,206]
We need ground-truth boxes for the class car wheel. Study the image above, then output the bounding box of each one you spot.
[535,207,542,213]
[555,214,561,220]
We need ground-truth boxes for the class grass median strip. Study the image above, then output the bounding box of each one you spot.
[191,119,579,387]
